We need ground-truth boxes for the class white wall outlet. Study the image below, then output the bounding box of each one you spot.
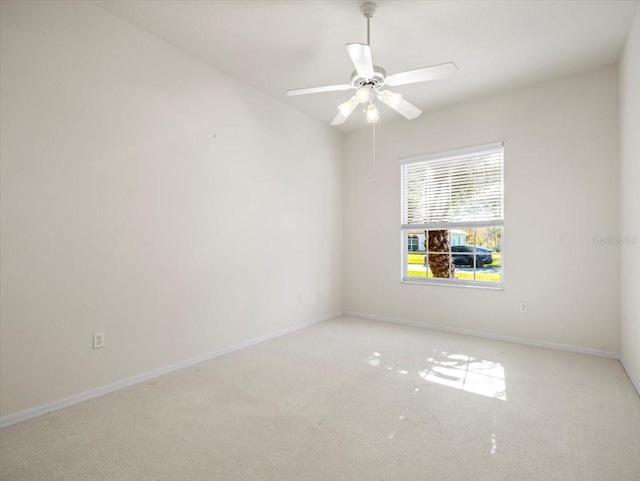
[93,332,105,349]
[519,303,528,313]
[298,293,302,303]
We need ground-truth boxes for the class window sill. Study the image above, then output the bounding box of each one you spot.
[401,278,504,290]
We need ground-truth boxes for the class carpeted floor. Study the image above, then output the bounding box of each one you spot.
[1,316,639,480]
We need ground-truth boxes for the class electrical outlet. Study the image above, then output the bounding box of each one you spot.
[298,293,303,303]
[93,332,105,349]
[519,303,528,313]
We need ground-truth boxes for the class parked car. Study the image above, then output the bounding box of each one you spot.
[451,245,493,267]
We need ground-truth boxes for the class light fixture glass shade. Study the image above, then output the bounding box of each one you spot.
[338,97,358,117]
[381,90,402,108]
[366,103,380,123]
[356,86,372,103]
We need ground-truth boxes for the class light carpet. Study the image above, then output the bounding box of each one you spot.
[1,316,639,480]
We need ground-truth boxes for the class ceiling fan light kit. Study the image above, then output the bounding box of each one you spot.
[286,2,458,126]
[366,103,380,123]
[338,96,358,117]
[355,85,373,103]
[379,90,402,108]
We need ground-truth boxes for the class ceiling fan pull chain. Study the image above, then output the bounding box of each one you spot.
[372,121,376,183]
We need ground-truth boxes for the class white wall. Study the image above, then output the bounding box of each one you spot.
[619,5,640,392]
[343,66,621,353]
[0,1,343,417]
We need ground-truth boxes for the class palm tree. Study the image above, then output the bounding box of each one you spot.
[426,230,455,278]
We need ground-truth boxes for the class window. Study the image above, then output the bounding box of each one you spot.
[408,235,419,252]
[401,142,504,287]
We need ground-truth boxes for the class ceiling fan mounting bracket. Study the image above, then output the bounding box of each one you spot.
[360,2,377,18]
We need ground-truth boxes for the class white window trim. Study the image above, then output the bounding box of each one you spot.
[400,142,505,289]
[400,141,504,166]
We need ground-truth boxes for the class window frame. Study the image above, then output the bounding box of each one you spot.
[400,142,505,289]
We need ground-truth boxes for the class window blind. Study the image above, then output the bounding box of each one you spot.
[401,143,504,228]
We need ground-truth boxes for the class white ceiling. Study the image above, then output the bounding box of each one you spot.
[93,0,638,132]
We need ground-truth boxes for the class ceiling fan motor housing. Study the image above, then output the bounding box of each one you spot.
[351,66,386,89]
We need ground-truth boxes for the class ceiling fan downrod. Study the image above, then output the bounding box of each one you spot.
[360,2,377,46]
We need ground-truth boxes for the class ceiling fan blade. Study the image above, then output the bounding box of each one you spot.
[286,84,352,96]
[385,62,458,87]
[393,98,422,120]
[330,112,348,126]
[377,90,422,120]
[331,96,358,125]
[346,43,374,79]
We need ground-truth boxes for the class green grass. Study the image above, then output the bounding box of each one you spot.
[407,270,502,282]
[407,251,502,282]
[408,252,502,268]
[408,253,425,265]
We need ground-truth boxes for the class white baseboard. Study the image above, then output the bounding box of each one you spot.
[2,311,629,429]
[620,357,640,397]
[343,311,621,359]
[0,312,341,429]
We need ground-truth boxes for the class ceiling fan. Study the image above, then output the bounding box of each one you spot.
[286,2,458,126]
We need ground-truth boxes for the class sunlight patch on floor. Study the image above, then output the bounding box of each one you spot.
[364,350,507,401]
[419,351,507,401]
